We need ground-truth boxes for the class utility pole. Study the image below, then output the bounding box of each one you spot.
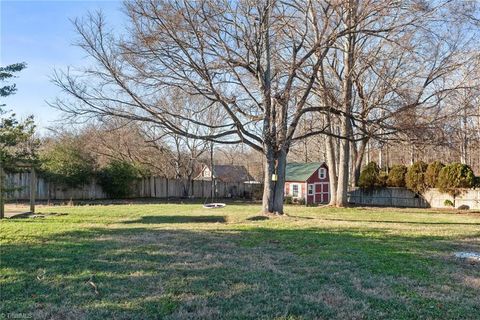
[210,142,214,201]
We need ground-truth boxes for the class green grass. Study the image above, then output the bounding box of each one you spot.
[1,203,479,319]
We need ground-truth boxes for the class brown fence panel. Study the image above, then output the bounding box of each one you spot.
[5,172,261,201]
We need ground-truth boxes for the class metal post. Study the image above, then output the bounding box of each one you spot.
[210,142,214,201]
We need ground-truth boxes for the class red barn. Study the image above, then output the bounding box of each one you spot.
[284,162,329,204]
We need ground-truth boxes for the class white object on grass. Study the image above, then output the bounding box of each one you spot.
[203,203,226,209]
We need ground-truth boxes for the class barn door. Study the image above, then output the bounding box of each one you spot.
[314,183,329,203]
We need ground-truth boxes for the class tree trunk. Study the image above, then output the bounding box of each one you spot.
[350,142,357,188]
[365,140,370,163]
[379,144,384,168]
[352,138,368,187]
[335,0,356,207]
[324,114,338,206]
[262,149,286,214]
[410,144,415,165]
[326,136,338,206]
[336,123,350,207]
[460,107,468,164]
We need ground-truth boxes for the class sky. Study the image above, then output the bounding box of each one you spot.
[1,0,125,131]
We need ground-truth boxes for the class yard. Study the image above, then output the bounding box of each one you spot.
[1,203,479,319]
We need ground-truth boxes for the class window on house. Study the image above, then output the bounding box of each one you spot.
[308,184,314,195]
[319,168,327,179]
[292,184,299,197]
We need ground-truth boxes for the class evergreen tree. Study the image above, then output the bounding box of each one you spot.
[0,63,37,218]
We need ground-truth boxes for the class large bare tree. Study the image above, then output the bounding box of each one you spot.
[52,0,358,214]
[52,0,479,212]
[311,0,480,204]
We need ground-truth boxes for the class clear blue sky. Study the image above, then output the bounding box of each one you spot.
[1,0,125,131]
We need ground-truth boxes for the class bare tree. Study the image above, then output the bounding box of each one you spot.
[52,0,357,214]
[51,0,479,211]
[313,0,480,204]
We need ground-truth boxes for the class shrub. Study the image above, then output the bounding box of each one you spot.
[40,143,95,187]
[98,160,140,198]
[405,161,428,194]
[358,162,381,190]
[437,163,475,196]
[386,165,407,187]
[474,176,480,189]
[425,161,445,188]
[378,171,388,188]
[252,187,263,200]
[443,199,454,207]
[284,196,293,204]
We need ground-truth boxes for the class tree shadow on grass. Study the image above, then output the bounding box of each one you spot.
[123,215,227,224]
[245,215,270,221]
[1,226,479,319]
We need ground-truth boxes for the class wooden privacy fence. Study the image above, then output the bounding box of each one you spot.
[348,187,429,208]
[5,172,260,201]
[132,176,258,199]
[5,172,106,201]
[348,187,480,209]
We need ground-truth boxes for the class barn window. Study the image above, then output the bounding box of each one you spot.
[292,184,299,197]
[319,168,327,179]
[308,184,314,195]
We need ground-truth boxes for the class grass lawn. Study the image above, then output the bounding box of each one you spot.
[1,203,479,319]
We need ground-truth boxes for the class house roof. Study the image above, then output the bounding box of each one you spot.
[215,165,254,182]
[285,162,324,181]
[195,164,254,183]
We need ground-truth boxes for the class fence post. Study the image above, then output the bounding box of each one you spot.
[150,176,155,198]
[166,178,169,201]
[30,168,36,213]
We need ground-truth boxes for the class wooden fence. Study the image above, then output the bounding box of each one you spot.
[347,187,429,208]
[348,187,480,209]
[5,172,261,201]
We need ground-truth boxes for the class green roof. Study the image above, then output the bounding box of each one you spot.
[285,162,323,181]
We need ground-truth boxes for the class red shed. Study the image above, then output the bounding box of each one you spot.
[284,162,329,204]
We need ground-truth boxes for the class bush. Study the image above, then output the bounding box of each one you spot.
[98,160,140,198]
[443,199,454,207]
[405,161,428,194]
[40,143,95,187]
[437,163,475,196]
[284,196,293,204]
[378,171,388,188]
[358,162,382,190]
[474,176,480,189]
[425,161,445,188]
[251,187,263,200]
[386,165,407,187]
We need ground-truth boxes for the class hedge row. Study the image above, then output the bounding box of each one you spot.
[40,151,141,199]
[358,161,477,195]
